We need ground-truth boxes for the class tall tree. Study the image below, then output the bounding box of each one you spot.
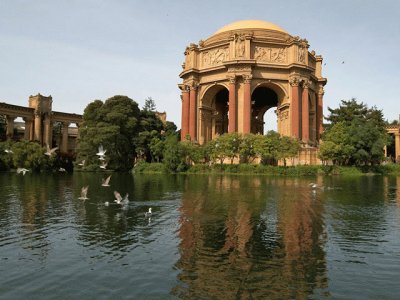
[76,95,140,171]
[142,97,157,112]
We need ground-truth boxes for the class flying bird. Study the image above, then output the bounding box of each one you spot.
[96,145,107,157]
[59,167,66,172]
[17,168,29,175]
[78,186,89,200]
[4,149,13,154]
[102,175,112,187]
[45,145,58,156]
[78,159,85,167]
[100,161,108,170]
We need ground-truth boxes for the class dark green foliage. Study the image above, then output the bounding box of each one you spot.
[76,95,140,171]
[320,99,389,165]
[142,97,157,112]
[163,135,187,172]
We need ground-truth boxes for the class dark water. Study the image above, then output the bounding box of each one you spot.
[0,173,400,299]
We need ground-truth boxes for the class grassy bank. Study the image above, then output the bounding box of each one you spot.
[133,162,400,176]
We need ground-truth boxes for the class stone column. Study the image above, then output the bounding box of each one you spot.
[301,80,310,143]
[243,75,252,134]
[6,115,16,140]
[181,86,190,141]
[43,114,52,147]
[316,86,324,141]
[23,117,33,140]
[33,111,42,143]
[228,76,237,133]
[61,122,70,153]
[290,77,300,139]
[189,84,197,141]
[395,133,400,163]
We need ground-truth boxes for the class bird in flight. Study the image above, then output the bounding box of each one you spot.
[145,207,152,217]
[4,149,13,154]
[96,145,107,157]
[102,175,112,187]
[17,168,29,175]
[100,161,108,170]
[78,186,89,200]
[78,159,85,167]
[45,144,58,156]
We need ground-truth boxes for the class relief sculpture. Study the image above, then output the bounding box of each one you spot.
[203,47,229,67]
[254,46,286,63]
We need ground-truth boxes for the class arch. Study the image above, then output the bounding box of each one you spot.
[251,82,286,134]
[199,84,229,143]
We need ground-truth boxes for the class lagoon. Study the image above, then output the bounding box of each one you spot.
[1,173,400,299]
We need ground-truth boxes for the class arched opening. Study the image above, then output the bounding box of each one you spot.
[387,133,396,162]
[251,87,278,134]
[214,89,229,135]
[200,85,229,143]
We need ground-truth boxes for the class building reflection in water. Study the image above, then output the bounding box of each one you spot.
[172,175,328,299]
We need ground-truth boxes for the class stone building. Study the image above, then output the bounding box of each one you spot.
[179,20,327,164]
[0,94,82,154]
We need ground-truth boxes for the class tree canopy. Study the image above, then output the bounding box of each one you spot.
[320,99,389,165]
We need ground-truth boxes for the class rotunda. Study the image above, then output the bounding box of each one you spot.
[179,20,327,156]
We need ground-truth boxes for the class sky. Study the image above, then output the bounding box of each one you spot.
[1,0,399,130]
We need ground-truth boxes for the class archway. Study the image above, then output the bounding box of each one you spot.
[200,85,229,143]
[251,86,279,134]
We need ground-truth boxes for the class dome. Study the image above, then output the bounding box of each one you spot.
[214,20,288,35]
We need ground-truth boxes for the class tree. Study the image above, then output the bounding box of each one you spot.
[76,95,140,171]
[278,136,301,166]
[321,99,389,165]
[143,97,157,112]
[163,134,186,172]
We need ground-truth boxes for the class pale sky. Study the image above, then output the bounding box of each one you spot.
[1,0,399,130]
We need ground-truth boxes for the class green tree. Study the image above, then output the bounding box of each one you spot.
[143,97,157,112]
[163,134,186,172]
[76,95,140,171]
[239,133,258,163]
[278,136,301,166]
[322,99,389,165]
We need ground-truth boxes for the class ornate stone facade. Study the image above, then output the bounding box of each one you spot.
[179,20,328,164]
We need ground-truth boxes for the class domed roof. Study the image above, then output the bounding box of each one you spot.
[214,20,288,35]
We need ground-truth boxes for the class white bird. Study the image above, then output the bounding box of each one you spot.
[78,159,85,166]
[98,156,106,161]
[102,175,112,187]
[145,207,152,217]
[96,145,107,157]
[122,193,129,205]
[78,186,89,200]
[4,149,13,154]
[59,167,66,172]
[100,161,108,169]
[309,183,318,189]
[17,168,29,175]
[114,191,123,204]
[45,144,58,156]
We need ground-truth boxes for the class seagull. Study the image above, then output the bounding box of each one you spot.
[78,186,89,200]
[145,207,152,217]
[59,167,66,172]
[102,175,111,187]
[78,159,85,167]
[45,144,58,156]
[4,149,13,154]
[122,193,129,205]
[100,161,108,169]
[96,145,107,157]
[17,168,29,175]
[114,191,123,204]
[309,183,318,189]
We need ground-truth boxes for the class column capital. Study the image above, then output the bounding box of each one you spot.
[243,74,252,83]
[289,76,300,87]
[317,85,325,95]
[302,79,310,89]
[227,75,236,84]
[6,115,16,121]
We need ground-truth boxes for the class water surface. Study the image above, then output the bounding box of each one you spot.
[1,173,400,299]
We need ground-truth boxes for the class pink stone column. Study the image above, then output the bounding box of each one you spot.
[61,122,70,153]
[317,88,324,141]
[290,77,300,139]
[189,85,197,141]
[301,81,310,143]
[228,77,237,133]
[6,115,15,140]
[181,87,190,141]
[243,75,252,134]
